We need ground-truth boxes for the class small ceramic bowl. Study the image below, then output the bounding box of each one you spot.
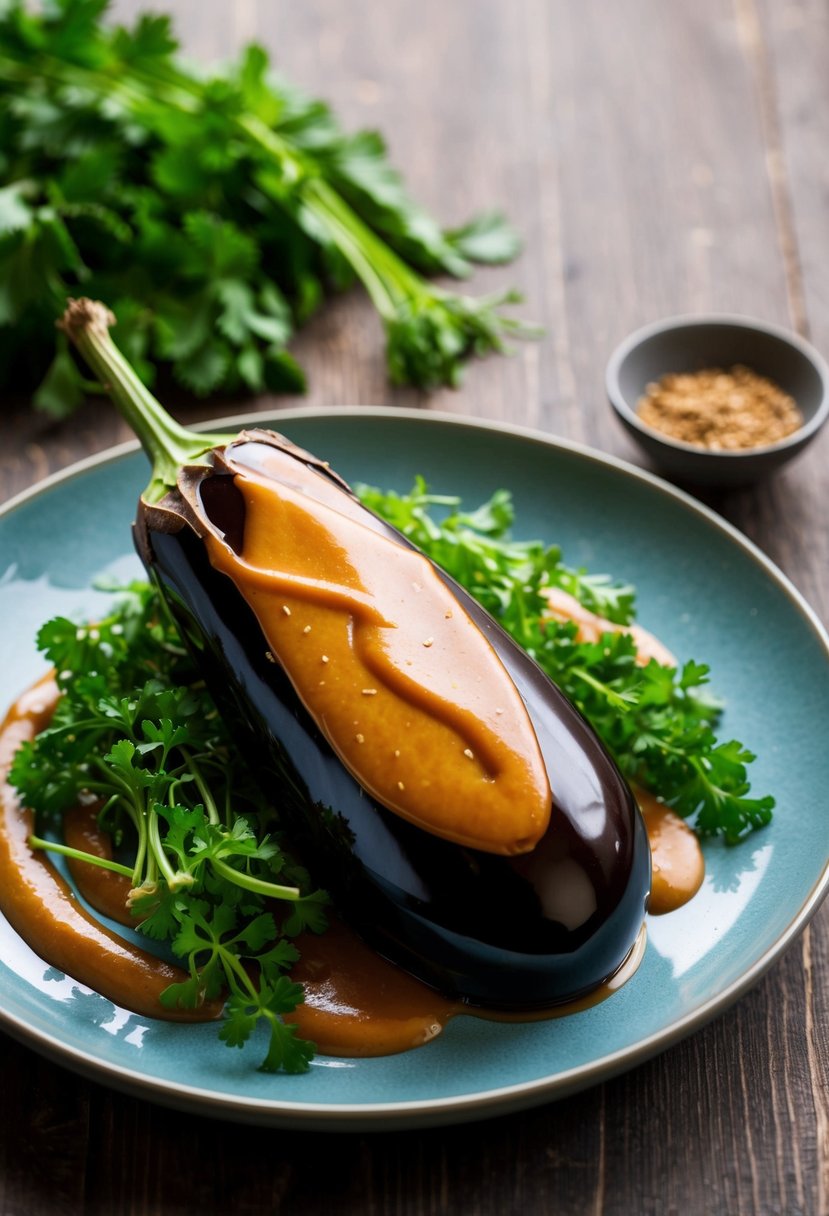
[606,315,829,486]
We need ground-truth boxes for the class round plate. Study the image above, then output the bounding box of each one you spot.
[1,407,827,1131]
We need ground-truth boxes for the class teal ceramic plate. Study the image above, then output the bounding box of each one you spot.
[1,408,827,1131]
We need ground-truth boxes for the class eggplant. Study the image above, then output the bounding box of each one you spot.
[62,299,650,1009]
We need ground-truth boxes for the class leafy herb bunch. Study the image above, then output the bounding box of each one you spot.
[0,0,531,412]
[358,479,775,843]
[10,581,328,1073]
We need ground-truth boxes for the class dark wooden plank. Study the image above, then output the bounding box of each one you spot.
[2,941,823,1216]
[751,0,829,621]
[0,1037,89,1216]
[758,3,829,1212]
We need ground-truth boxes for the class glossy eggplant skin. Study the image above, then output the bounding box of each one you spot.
[136,432,650,1009]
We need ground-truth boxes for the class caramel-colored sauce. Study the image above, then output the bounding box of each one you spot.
[0,677,221,1023]
[204,469,552,856]
[637,787,705,913]
[290,917,450,1055]
[0,585,702,1055]
[541,595,703,913]
[545,588,678,668]
[64,804,134,926]
[59,793,649,1057]
[290,916,648,1056]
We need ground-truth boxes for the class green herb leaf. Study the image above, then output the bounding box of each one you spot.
[10,579,327,1071]
[445,211,522,265]
[359,479,774,840]
[0,1,534,405]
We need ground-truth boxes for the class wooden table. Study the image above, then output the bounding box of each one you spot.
[1,3,827,1213]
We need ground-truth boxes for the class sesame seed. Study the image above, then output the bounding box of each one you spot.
[319,680,326,686]
[495,707,504,715]
[282,605,291,616]
[355,733,365,743]
[321,654,329,663]
[444,610,453,619]
[422,638,434,648]
[362,688,377,695]
[463,748,474,760]
[303,625,312,634]
[397,781,405,791]
[412,581,422,593]
[394,749,401,757]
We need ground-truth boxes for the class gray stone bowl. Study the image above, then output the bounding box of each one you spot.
[606,315,829,486]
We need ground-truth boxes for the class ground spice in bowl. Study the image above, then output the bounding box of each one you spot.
[636,365,803,451]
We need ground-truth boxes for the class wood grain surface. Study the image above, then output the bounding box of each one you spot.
[1,2,827,1213]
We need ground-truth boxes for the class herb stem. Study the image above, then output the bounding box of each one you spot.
[181,750,221,827]
[128,801,149,888]
[210,857,301,902]
[220,944,262,1002]
[28,835,134,878]
[568,666,635,710]
[147,805,190,890]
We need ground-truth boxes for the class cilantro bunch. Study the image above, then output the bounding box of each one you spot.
[0,0,533,412]
[10,581,328,1073]
[357,478,775,843]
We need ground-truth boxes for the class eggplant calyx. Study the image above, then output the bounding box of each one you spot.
[59,298,235,504]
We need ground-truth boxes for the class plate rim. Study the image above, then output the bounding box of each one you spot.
[2,404,828,1130]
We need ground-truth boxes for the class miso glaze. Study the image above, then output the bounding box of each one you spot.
[139,430,652,1008]
[636,788,705,914]
[204,468,551,855]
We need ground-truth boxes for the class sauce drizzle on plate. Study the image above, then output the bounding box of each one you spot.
[0,638,702,1056]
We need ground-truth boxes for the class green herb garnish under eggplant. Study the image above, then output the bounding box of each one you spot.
[61,298,650,1008]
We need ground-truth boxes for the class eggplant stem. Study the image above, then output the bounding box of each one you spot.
[60,299,234,503]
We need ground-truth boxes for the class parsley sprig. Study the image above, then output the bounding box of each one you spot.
[10,582,328,1073]
[357,478,775,843]
[0,0,535,411]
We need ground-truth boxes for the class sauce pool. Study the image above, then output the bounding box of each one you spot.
[0,658,703,1057]
[0,676,222,1023]
[636,787,705,914]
